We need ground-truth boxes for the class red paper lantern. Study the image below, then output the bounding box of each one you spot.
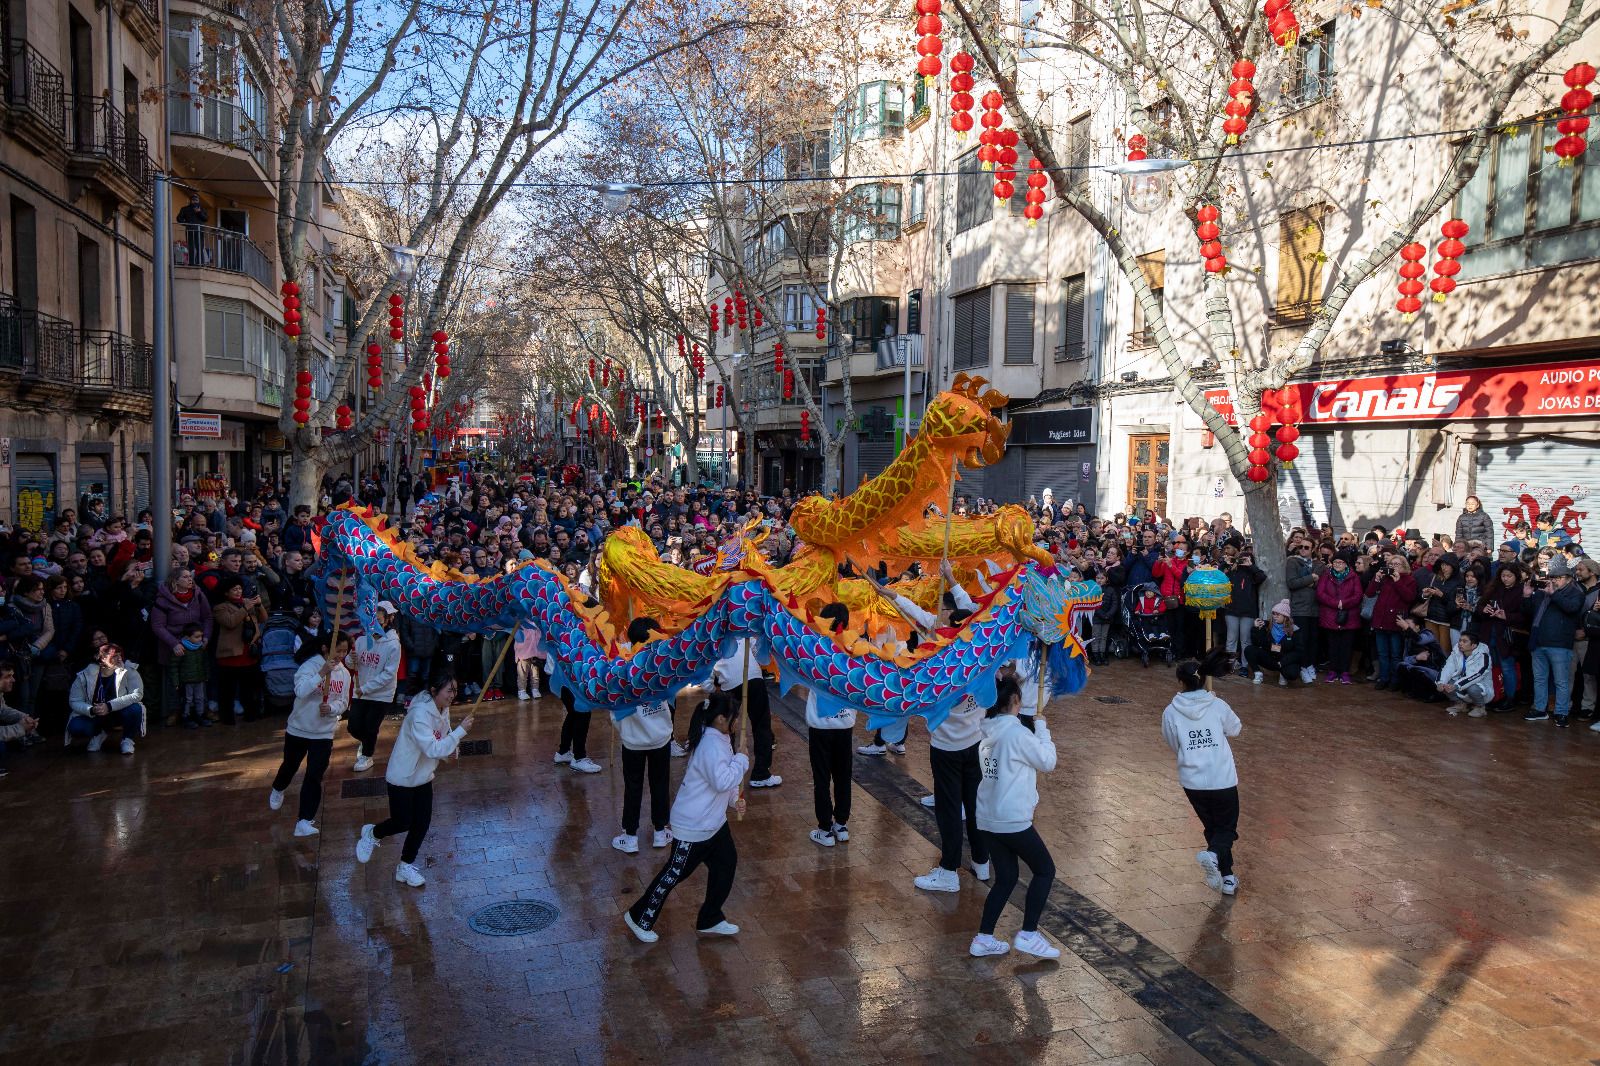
[950,51,973,73]
[297,371,312,385]
[993,179,1015,202]
[388,293,403,306]
[281,281,300,296]
[388,327,402,340]
[1248,448,1272,466]
[1248,414,1271,432]
[366,342,383,357]
[1248,431,1271,449]
[1246,465,1270,483]
[1276,424,1300,444]
[1196,221,1220,241]
[1231,59,1256,80]
[293,410,310,424]
[1275,442,1300,465]
[282,295,300,311]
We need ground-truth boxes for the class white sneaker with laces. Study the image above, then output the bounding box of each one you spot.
[120,738,135,755]
[914,866,960,893]
[1221,875,1239,896]
[887,742,906,756]
[531,686,543,698]
[697,920,739,936]
[968,860,991,882]
[857,743,887,756]
[1196,850,1223,890]
[749,775,783,788]
[919,794,936,808]
[623,911,658,943]
[611,833,639,854]
[86,733,106,753]
[1445,702,1467,716]
[831,823,849,842]
[269,789,284,811]
[570,758,602,774]
[353,754,374,773]
[670,740,688,758]
[1300,666,1317,684]
[1252,671,1264,685]
[652,828,672,848]
[1014,930,1062,959]
[969,934,1010,957]
[356,824,379,864]
[516,690,529,701]
[293,819,319,837]
[553,751,573,764]
[394,862,426,888]
[809,828,836,848]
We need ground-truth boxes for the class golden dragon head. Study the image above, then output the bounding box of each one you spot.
[921,374,1012,467]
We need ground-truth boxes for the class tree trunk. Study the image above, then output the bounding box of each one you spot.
[1242,480,1288,610]
[823,434,844,496]
[289,438,325,510]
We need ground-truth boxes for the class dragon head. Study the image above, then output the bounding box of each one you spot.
[920,374,1012,467]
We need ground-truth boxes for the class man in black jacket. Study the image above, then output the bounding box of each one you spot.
[1524,556,1584,726]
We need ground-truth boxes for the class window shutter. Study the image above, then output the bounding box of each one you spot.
[1004,284,1036,364]
[953,288,991,370]
[1059,273,1086,361]
[972,289,992,368]
[1276,207,1326,310]
[953,291,975,369]
[1137,250,1165,290]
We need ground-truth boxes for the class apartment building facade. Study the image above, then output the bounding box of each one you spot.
[1,0,162,527]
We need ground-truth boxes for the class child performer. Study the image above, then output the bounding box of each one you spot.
[806,603,856,847]
[623,694,747,943]
[613,618,676,853]
[271,632,352,836]
[1160,651,1242,896]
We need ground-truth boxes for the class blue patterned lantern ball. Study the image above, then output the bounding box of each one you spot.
[1183,566,1232,620]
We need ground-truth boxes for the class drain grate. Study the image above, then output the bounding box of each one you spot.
[459,739,493,757]
[467,899,561,937]
[340,778,388,799]
[1095,695,1132,704]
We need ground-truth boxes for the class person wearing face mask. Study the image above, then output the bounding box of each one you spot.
[1153,538,1193,658]
[1316,554,1364,684]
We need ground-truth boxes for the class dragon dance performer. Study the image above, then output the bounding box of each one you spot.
[346,601,402,773]
[613,618,677,854]
[711,634,780,789]
[806,603,856,848]
[270,631,351,838]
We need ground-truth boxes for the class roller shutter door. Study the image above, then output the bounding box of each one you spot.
[77,454,112,511]
[13,453,57,531]
[1276,433,1336,535]
[133,454,151,513]
[1024,448,1081,509]
[1475,438,1600,546]
[857,439,895,488]
[979,448,1024,505]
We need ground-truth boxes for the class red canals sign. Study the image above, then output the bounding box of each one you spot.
[1204,359,1600,425]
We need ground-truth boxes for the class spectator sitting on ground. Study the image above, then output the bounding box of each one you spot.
[67,643,145,755]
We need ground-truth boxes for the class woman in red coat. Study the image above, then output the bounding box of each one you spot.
[1316,556,1364,684]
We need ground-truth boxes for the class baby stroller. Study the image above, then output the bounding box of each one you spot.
[1117,583,1173,667]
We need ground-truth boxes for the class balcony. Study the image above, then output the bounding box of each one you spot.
[66,97,154,210]
[118,0,163,54]
[0,295,154,413]
[168,94,274,197]
[2,40,68,158]
[174,225,275,293]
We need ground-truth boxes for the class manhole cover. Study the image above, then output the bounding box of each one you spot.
[459,739,493,757]
[1095,696,1131,704]
[467,899,561,937]
[340,778,388,798]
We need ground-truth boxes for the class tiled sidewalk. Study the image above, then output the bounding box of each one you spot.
[1,662,1597,1065]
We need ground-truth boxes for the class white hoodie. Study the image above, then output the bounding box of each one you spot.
[976,714,1057,834]
[385,689,467,788]
[804,688,856,730]
[930,694,985,751]
[351,628,402,703]
[619,696,674,751]
[288,656,351,740]
[669,727,749,843]
[711,637,758,691]
[1161,690,1242,791]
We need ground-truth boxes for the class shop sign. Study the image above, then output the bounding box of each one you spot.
[178,412,223,438]
[1203,359,1600,425]
[1007,408,1093,446]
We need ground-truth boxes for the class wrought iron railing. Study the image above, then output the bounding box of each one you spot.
[173,225,275,290]
[1267,299,1321,327]
[167,93,273,171]
[0,293,152,393]
[4,39,67,138]
[66,96,153,195]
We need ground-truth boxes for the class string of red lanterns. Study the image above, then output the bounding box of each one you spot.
[292,369,311,425]
[1263,0,1300,47]
[1023,158,1047,224]
[281,281,302,339]
[366,340,383,390]
[1430,218,1469,303]
[992,128,1019,202]
[949,53,975,137]
[1556,62,1596,164]
[1223,59,1256,145]
[409,384,428,434]
[709,303,719,334]
[1395,242,1426,319]
[978,91,1005,170]
[1196,204,1227,274]
[432,330,451,380]
[722,296,734,336]
[335,404,352,430]
[387,293,404,341]
[774,341,785,377]
[734,291,748,331]
[691,342,705,379]
[799,409,811,443]
[915,0,943,79]
[815,305,827,341]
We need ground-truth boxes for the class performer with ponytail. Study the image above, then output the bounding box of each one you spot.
[1161,650,1243,896]
[806,602,856,848]
[613,617,676,854]
[623,693,747,944]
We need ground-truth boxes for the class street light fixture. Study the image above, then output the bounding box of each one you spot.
[1103,158,1191,215]
[386,244,421,283]
[599,183,642,215]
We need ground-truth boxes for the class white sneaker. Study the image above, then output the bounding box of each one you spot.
[553,751,573,764]
[857,743,887,756]
[120,738,135,755]
[1445,702,1466,716]
[1300,666,1317,684]
[623,911,658,944]
[1014,930,1062,959]
[1278,676,1289,688]
[887,742,906,755]
[968,860,991,882]
[697,920,739,936]
[293,820,319,837]
[1590,720,1600,733]
[670,740,688,758]
[612,833,639,854]
[831,823,849,842]
[1221,875,1239,896]
[969,934,1010,957]
[914,866,960,893]
[570,758,602,774]
[809,828,836,848]
[652,828,672,848]
[353,754,375,773]
[516,690,529,701]
[1252,671,1264,685]
[1196,850,1223,890]
[86,733,106,753]
[920,794,937,808]
[531,686,543,698]
[356,824,378,864]
[269,788,284,811]
[394,862,426,887]
[749,775,783,788]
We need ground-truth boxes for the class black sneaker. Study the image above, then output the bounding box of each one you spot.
[1523,710,1551,722]
[1555,716,1570,729]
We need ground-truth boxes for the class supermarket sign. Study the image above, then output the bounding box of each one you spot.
[178,412,223,438]
[1204,359,1600,425]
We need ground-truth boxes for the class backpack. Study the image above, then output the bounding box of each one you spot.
[260,616,300,698]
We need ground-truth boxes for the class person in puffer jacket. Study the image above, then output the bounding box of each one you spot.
[1437,631,1494,717]
[970,678,1062,961]
[1161,651,1242,897]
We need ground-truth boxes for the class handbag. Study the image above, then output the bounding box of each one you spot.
[1360,592,1378,621]
[1161,595,1181,611]
[1335,607,1349,627]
